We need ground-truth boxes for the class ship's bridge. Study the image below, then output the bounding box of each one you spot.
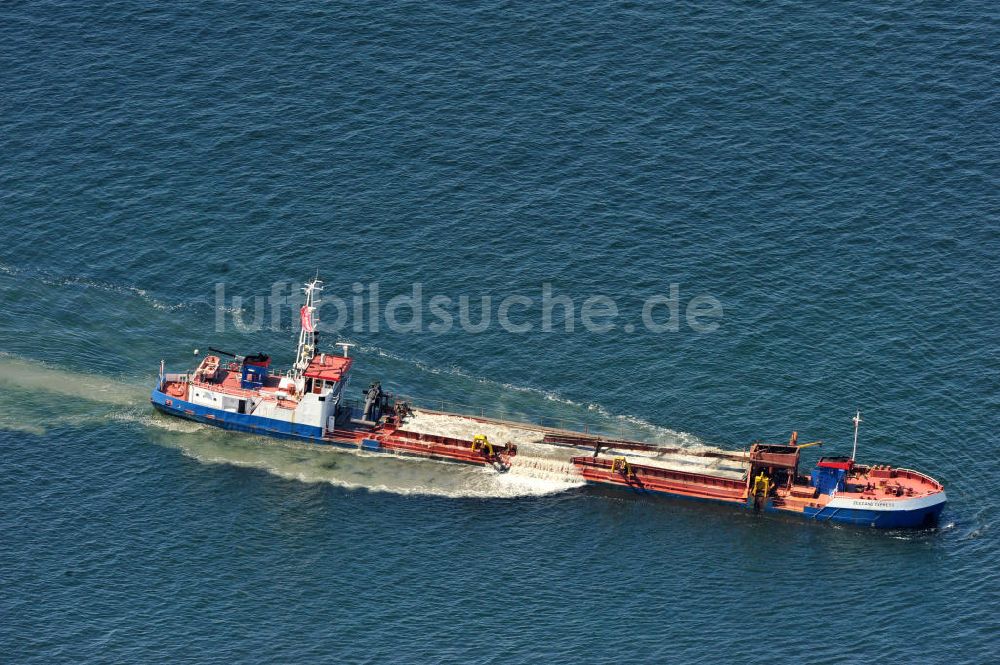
[304,354,353,394]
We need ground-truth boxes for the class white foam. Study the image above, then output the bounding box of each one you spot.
[112,408,206,433]
[350,340,695,441]
[1,262,189,311]
[162,434,581,499]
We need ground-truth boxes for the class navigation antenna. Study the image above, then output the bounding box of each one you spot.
[293,277,323,379]
[851,410,863,461]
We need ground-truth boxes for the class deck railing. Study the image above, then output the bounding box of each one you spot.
[893,467,945,490]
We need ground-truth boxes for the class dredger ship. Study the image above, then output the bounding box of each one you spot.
[151,278,947,529]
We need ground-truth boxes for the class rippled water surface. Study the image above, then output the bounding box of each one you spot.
[1,1,998,663]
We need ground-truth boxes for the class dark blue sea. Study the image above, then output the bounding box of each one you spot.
[1,1,998,662]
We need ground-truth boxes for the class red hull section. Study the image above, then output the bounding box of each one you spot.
[325,426,517,469]
[572,456,746,503]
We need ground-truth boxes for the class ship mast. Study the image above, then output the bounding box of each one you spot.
[293,277,323,379]
[851,410,863,461]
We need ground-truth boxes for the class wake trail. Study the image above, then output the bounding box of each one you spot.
[0,355,146,405]
[0,355,718,499]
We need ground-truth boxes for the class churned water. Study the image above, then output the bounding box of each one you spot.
[1,1,997,663]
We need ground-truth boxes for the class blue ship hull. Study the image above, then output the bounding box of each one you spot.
[150,388,325,443]
[800,500,946,528]
[590,481,946,529]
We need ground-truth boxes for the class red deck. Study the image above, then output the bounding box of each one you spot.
[305,354,352,382]
[163,354,300,408]
[837,465,943,500]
